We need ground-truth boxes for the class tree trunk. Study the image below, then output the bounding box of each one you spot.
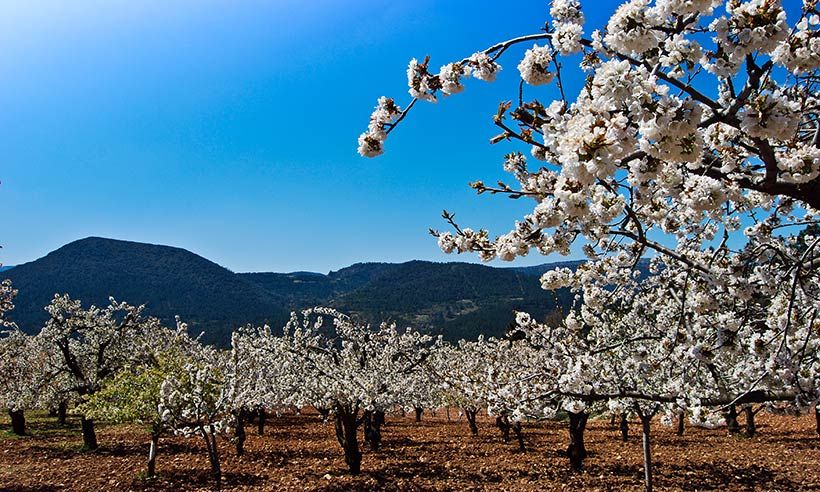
[147,428,160,478]
[202,429,222,490]
[676,411,685,436]
[566,411,589,471]
[414,407,423,422]
[334,410,362,475]
[57,400,68,426]
[639,412,654,492]
[9,410,25,436]
[234,409,246,456]
[362,410,373,446]
[366,410,384,451]
[465,408,479,436]
[81,417,98,450]
[724,405,740,434]
[512,421,525,452]
[446,407,451,422]
[257,408,266,436]
[815,405,820,437]
[619,412,629,442]
[744,406,756,437]
[496,415,511,442]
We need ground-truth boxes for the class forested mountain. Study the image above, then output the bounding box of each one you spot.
[4,237,291,345]
[242,261,574,341]
[4,237,575,345]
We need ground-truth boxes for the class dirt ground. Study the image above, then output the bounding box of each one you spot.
[0,409,818,491]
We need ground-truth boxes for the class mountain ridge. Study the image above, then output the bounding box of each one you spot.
[3,237,578,345]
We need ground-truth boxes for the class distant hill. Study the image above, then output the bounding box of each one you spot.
[3,237,290,345]
[510,260,585,276]
[0,266,13,272]
[331,261,571,340]
[241,261,573,341]
[3,237,578,345]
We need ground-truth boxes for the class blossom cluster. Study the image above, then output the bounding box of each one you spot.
[354,0,820,429]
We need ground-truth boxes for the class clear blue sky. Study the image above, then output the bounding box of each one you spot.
[2,0,802,273]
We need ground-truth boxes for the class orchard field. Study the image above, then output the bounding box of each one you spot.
[1,409,818,491]
[5,0,820,491]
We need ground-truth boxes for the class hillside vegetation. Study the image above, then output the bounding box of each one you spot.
[4,237,573,344]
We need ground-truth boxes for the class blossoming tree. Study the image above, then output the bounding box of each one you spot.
[358,1,820,490]
[158,342,232,490]
[39,294,166,449]
[80,317,200,478]
[276,308,438,475]
[0,280,50,436]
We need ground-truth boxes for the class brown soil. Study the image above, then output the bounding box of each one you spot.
[0,409,818,491]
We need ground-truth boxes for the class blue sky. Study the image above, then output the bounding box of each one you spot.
[2,0,802,273]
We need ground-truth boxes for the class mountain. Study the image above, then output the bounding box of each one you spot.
[3,237,575,345]
[3,237,290,345]
[0,266,13,272]
[241,261,573,341]
[330,261,571,340]
[511,260,585,276]
[239,262,396,307]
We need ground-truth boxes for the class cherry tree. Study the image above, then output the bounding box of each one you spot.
[225,324,296,455]
[428,340,489,437]
[358,0,820,349]
[398,363,442,423]
[0,329,53,436]
[0,283,72,437]
[38,294,166,449]
[453,336,546,451]
[80,317,200,478]
[0,281,25,434]
[158,342,232,490]
[277,308,438,474]
[359,2,820,489]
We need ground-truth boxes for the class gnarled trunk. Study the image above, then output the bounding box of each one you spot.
[334,410,362,475]
[496,415,511,442]
[744,406,756,437]
[201,428,222,490]
[414,407,423,422]
[724,405,740,434]
[362,411,373,445]
[639,412,654,492]
[57,400,68,426]
[81,417,98,450]
[257,408,266,436]
[815,405,820,437]
[464,408,479,436]
[566,411,589,471]
[512,421,525,452]
[362,410,384,451]
[234,409,247,456]
[147,426,160,478]
[9,410,25,436]
[373,410,384,449]
[619,412,629,442]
